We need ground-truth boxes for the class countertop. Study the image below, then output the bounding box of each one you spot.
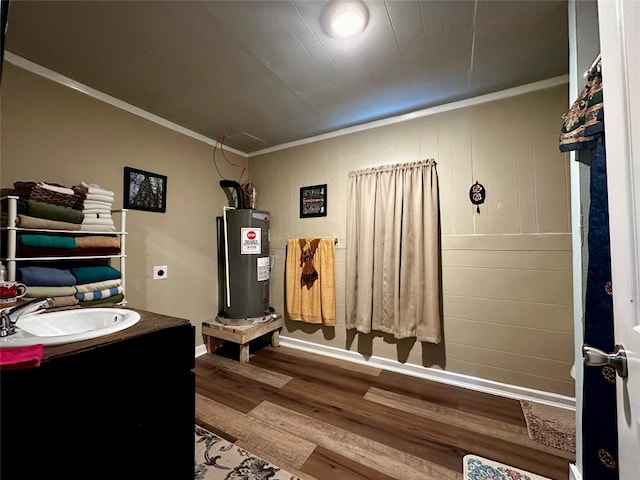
[42,307,192,361]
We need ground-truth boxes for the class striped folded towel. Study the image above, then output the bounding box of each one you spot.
[75,285,123,301]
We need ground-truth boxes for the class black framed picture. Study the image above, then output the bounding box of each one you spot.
[123,166,167,213]
[300,184,327,218]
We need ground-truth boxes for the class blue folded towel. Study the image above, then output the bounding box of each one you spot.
[18,266,77,286]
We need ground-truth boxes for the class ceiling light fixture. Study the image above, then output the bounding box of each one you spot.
[323,1,369,39]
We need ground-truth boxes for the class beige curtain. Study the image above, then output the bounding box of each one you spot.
[345,159,441,343]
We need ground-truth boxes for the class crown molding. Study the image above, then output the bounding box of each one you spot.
[249,75,569,157]
[4,51,247,158]
[6,51,567,160]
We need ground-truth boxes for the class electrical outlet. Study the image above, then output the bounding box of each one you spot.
[153,265,168,280]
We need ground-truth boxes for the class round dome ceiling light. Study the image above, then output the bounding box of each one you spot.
[324,1,369,39]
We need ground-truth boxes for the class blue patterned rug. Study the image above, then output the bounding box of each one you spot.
[463,454,551,480]
[194,424,300,480]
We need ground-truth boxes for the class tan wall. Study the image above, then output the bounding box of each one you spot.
[250,84,574,396]
[1,62,573,396]
[0,62,247,344]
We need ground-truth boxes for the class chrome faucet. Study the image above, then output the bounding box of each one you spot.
[0,297,54,337]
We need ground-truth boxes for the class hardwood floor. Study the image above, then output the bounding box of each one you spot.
[194,341,575,480]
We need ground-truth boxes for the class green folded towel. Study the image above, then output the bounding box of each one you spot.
[18,199,84,224]
[70,265,121,284]
[19,234,77,249]
[79,293,125,307]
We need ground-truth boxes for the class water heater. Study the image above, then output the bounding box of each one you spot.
[217,181,272,325]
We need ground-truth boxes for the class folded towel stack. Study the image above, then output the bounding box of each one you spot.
[9,181,85,230]
[16,233,121,257]
[7,180,119,232]
[16,198,84,225]
[7,180,124,308]
[4,181,85,232]
[13,181,85,210]
[73,181,117,232]
[19,265,124,308]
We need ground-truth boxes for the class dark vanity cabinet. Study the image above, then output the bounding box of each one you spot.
[0,311,195,480]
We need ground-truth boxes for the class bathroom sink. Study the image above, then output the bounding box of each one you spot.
[0,308,141,347]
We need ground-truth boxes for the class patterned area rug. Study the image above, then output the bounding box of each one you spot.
[463,454,551,480]
[194,424,300,480]
[520,400,576,453]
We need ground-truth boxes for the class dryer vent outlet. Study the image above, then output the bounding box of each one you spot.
[153,265,168,280]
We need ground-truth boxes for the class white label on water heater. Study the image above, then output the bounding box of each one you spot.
[257,257,270,281]
[241,227,261,254]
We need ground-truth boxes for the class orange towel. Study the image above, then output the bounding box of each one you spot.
[286,238,335,325]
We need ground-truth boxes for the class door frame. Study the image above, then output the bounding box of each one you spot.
[598,0,640,477]
[570,1,640,479]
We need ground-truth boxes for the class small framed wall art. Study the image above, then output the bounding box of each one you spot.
[300,184,327,218]
[123,166,167,213]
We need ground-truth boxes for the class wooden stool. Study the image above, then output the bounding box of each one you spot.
[202,317,283,363]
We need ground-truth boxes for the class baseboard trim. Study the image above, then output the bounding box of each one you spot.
[277,337,576,409]
[195,344,208,358]
[569,463,582,480]
[194,337,575,409]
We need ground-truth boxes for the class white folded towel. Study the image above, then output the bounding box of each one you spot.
[83,200,113,211]
[39,182,75,195]
[82,213,112,220]
[80,224,117,232]
[85,193,115,204]
[82,209,112,215]
[82,217,115,226]
[78,181,115,197]
[74,278,122,293]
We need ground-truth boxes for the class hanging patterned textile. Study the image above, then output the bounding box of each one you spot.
[560,58,604,152]
[559,58,619,480]
[285,238,336,325]
[299,238,320,289]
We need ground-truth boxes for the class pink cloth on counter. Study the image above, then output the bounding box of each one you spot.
[0,344,44,370]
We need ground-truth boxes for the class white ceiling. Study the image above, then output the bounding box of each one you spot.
[3,0,568,154]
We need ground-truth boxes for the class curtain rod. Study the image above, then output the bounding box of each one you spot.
[584,53,601,77]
